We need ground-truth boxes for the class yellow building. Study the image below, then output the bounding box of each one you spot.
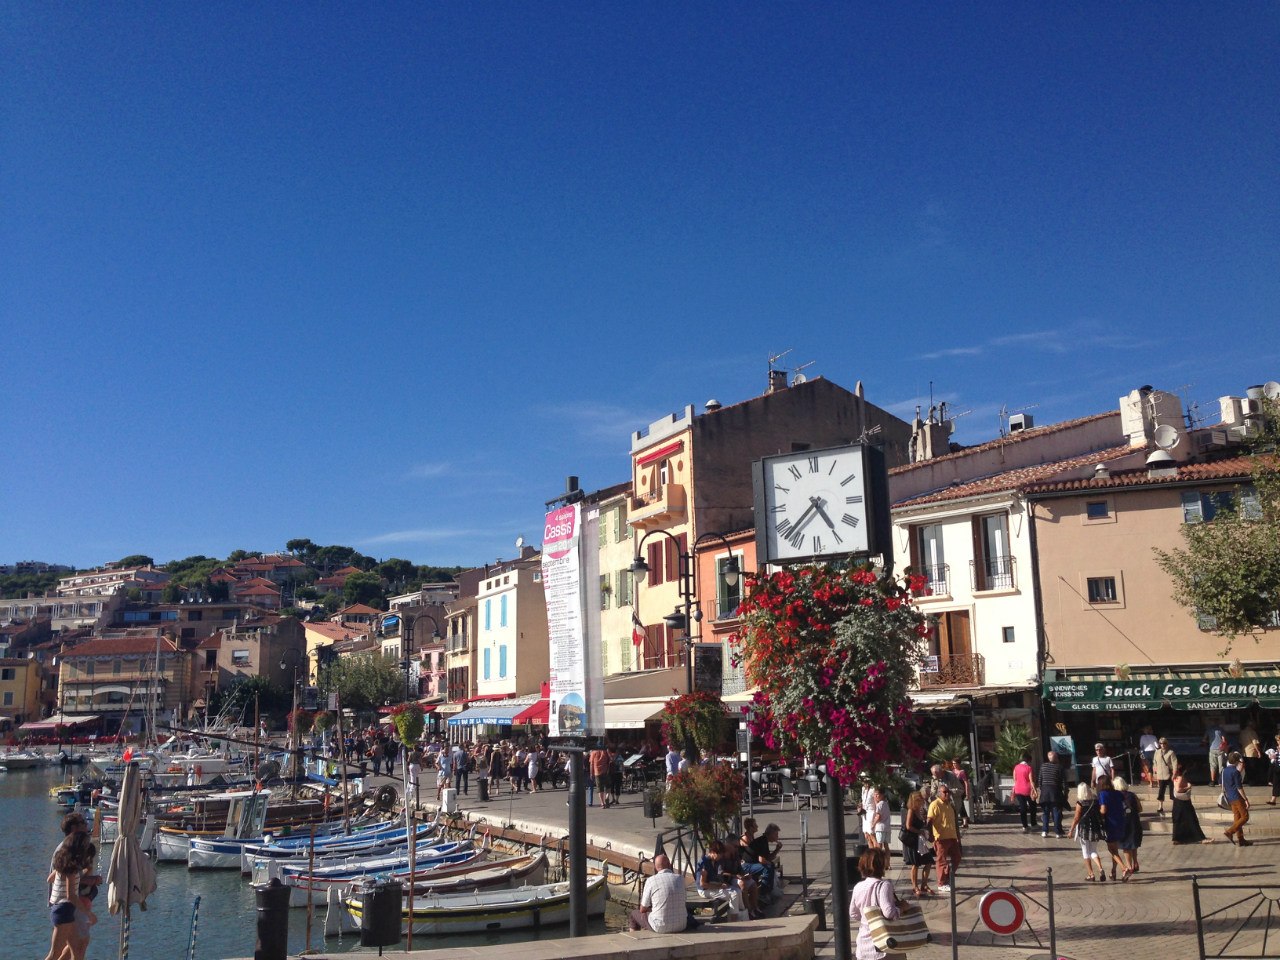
[0,658,42,728]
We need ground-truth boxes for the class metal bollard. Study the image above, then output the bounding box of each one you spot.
[254,878,290,960]
[803,894,827,931]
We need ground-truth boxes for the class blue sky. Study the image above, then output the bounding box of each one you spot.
[2,4,1277,571]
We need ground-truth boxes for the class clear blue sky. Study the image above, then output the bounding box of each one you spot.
[3,4,1277,571]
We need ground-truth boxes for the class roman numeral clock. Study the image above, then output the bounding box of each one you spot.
[752,443,888,565]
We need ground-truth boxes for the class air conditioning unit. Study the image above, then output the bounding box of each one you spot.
[1196,430,1228,451]
[1241,398,1263,417]
[1008,413,1034,433]
[1231,422,1260,441]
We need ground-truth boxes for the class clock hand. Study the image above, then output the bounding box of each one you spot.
[811,496,837,530]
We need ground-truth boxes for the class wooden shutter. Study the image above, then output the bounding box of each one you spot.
[971,517,985,591]
[647,542,661,587]
[909,526,921,572]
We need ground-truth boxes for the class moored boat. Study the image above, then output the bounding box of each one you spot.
[281,840,479,907]
[344,874,608,936]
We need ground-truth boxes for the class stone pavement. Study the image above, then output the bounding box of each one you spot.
[367,771,1280,960]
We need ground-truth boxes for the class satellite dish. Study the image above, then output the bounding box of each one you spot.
[1153,424,1180,451]
[1264,381,1280,400]
[515,536,525,550]
[793,373,807,384]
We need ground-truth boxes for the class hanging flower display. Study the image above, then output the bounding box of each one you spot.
[660,690,730,758]
[731,563,929,786]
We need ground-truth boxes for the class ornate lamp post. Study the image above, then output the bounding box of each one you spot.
[629,531,740,693]
[400,612,440,704]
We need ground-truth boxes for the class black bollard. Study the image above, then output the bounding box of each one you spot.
[254,878,290,960]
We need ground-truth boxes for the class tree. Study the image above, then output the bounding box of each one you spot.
[343,571,386,609]
[117,554,155,568]
[227,549,261,563]
[161,583,185,604]
[376,558,415,587]
[318,654,406,713]
[286,538,317,558]
[1155,403,1280,652]
[221,675,290,726]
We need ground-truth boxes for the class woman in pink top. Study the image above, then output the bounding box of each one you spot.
[849,848,906,959]
[1012,752,1036,832]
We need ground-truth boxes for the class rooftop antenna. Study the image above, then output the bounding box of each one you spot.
[791,360,816,384]
[998,403,1039,438]
[768,348,792,370]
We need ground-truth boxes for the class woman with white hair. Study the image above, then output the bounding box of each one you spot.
[1114,776,1144,875]
[1067,782,1107,882]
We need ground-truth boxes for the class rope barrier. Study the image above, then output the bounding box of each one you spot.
[187,895,202,960]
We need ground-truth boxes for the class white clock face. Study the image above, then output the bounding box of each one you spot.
[761,446,870,561]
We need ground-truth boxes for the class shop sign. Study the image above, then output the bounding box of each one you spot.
[1045,678,1280,712]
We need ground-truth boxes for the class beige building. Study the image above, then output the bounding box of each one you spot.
[590,483,636,677]
[59,633,191,731]
[474,553,547,699]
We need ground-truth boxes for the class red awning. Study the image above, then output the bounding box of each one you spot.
[636,439,683,467]
[512,698,549,724]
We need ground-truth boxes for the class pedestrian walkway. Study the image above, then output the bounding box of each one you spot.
[367,771,1278,960]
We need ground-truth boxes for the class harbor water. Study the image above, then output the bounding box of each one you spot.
[2,765,619,960]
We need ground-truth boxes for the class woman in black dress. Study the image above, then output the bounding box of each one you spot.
[900,790,935,897]
[1170,766,1213,845]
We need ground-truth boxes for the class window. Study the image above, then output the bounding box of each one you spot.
[1183,486,1260,523]
[483,648,491,680]
[2,692,11,706]
[658,459,670,486]
[600,574,611,611]
[498,645,507,678]
[912,524,948,594]
[1086,501,1110,520]
[113,660,122,675]
[499,594,508,627]
[484,599,491,631]
[231,649,251,665]
[187,610,203,622]
[85,661,94,677]
[973,513,1014,590]
[616,569,633,606]
[1002,626,1016,644]
[204,650,217,670]
[716,554,743,619]
[1087,577,1117,603]
[0,667,13,681]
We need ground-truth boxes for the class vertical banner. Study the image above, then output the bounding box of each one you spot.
[543,504,602,738]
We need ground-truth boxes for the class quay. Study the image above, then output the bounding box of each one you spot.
[233,771,1280,960]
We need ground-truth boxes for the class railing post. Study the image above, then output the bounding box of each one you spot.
[1047,867,1055,960]
[1192,876,1206,960]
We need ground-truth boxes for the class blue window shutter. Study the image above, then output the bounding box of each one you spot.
[485,599,491,631]
[499,645,507,678]
[500,594,508,628]
[483,648,491,680]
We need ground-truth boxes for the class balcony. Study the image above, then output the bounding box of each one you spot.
[917,653,985,688]
[446,633,471,655]
[971,555,1016,592]
[912,563,950,598]
[627,482,687,531]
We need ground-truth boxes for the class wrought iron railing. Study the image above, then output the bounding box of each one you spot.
[918,652,985,687]
[971,554,1016,591]
[914,562,950,596]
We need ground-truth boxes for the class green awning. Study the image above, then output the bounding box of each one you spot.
[1044,669,1280,712]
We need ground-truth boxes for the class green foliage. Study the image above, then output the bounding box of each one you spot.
[117,554,155,568]
[161,583,185,603]
[660,692,730,759]
[390,703,425,745]
[1154,404,1280,651]
[223,675,291,725]
[992,723,1036,775]
[928,734,970,768]
[320,592,343,613]
[318,654,406,713]
[343,571,387,608]
[0,571,63,600]
[662,763,745,843]
[313,711,335,733]
[295,585,319,601]
[288,709,315,735]
[227,550,261,563]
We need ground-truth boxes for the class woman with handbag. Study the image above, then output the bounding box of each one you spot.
[1067,782,1107,882]
[1170,765,1214,844]
[899,791,935,898]
[850,848,918,959]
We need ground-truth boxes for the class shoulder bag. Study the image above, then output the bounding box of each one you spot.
[863,880,931,953]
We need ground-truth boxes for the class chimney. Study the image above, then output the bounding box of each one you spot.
[768,369,788,394]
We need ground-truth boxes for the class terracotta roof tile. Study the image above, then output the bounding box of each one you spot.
[336,603,382,615]
[894,443,1136,508]
[63,635,181,658]
[1024,455,1257,495]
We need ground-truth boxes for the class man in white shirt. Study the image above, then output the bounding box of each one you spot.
[665,745,682,780]
[629,855,688,933]
[1090,743,1114,786]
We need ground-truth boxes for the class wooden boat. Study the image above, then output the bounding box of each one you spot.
[245,821,436,878]
[282,841,479,907]
[344,874,608,936]
[156,790,269,862]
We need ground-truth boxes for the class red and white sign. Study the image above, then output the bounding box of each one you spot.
[978,889,1024,936]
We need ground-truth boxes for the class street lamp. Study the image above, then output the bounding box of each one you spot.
[400,612,440,705]
[629,530,741,693]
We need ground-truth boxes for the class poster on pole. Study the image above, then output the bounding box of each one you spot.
[543,503,603,738]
